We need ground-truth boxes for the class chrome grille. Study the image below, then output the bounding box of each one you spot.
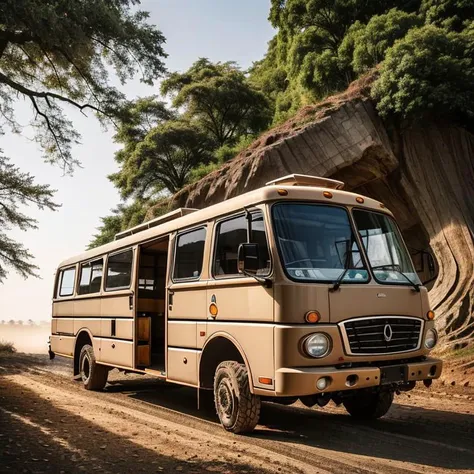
[341,317,423,355]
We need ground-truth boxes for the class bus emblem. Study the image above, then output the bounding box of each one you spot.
[384,324,393,342]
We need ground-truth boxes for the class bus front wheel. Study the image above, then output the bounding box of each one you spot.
[343,390,394,420]
[79,344,108,391]
[214,361,260,434]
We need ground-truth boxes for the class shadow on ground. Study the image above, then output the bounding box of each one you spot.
[0,377,267,474]
[107,376,474,471]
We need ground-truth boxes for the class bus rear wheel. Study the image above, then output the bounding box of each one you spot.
[343,390,394,420]
[79,344,108,391]
[214,361,260,434]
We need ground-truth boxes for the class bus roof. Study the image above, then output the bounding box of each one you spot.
[57,178,392,269]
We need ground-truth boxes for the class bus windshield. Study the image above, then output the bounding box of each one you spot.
[353,209,421,286]
[272,203,369,283]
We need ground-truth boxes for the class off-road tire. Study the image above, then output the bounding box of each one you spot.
[214,361,261,434]
[343,390,394,420]
[79,344,108,391]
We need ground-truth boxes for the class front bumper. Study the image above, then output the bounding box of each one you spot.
[274,357,443,397]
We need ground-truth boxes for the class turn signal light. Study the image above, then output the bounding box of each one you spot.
[209,303,218,317]
[258,377,273,385]
[427,310,435,320]
[305,311,321,323]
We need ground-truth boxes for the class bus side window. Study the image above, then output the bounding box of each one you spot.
[106,250,133,290]
[173,227,206,281]
[78,259,103,295]
[58,267,76,297]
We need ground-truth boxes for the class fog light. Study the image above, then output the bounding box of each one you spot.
[424,328,438,349]
[316,377,330,391]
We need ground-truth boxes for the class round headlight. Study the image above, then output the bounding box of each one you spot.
[424,328,438,349]
[303,333,331,358]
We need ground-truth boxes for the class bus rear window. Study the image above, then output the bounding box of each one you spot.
[58,267,76,297]
[106,250,133,290]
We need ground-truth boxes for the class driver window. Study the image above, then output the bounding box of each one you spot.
[213,212,270,277]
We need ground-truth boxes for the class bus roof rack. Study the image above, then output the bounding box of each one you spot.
[115,208,198,240]
[266,174,345,190]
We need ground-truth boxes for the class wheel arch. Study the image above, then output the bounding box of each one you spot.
[199,332,254,393]
[73,328,95,376]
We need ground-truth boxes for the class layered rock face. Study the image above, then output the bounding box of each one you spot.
[167,96,474,350]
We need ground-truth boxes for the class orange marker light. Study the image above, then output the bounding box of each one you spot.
[209,303,218,317]
[258,377,273,385]
[305,311,321,323]
[277,189,288,196]
[380,203,386,209]
[356,196,364,204]
[323,191,333,199]
[427,310,435,320]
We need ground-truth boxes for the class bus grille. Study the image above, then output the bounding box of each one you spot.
[342,317,423,355]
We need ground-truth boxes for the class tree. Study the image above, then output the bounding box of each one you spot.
[421,0,474,31]
[161,59,271,148]
[110,119,215,196]
[0,152,58,282]
[372,25,474,126]
[340,9,422,74]
[255,1,424,121]
[0,0,167,171]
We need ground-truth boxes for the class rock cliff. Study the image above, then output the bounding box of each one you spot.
[156,83,474,351]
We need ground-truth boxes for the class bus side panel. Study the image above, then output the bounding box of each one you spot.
[167,348,198,385]
[205,323,275,390]
[99,338,134,367]
[168,281,208,320]
[207,280,273,322]
[50,334,74,357]
[100,291,135,368]
[52,300,74,317]
[168,321,197,348]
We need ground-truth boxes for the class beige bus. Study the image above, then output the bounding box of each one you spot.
[50,174,442,433]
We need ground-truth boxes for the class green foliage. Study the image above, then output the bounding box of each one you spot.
[344,9,422,74]
[372,25,474,124]
[0,152,59,282]
[255,1,424,120]
[421,0,474,31]
[0,0,166,171]
[161,59,272,147]
[110,100,215,197]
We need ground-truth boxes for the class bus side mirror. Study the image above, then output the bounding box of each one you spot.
[238,243,260,275]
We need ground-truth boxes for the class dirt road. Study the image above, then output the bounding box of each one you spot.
[1,354,473,473]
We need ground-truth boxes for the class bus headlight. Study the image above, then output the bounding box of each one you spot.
[424,328,438,349]
[303,333,331,358]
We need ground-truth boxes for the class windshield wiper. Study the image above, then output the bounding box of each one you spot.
[330,247,356,292]
[372,265,421,292]
[330,267,350,292]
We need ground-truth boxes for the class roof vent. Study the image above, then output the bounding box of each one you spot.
[266,174,345,190]
[115,208,198,240]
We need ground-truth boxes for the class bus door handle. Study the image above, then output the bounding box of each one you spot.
[168,290,174,307]
[129,293,134,310]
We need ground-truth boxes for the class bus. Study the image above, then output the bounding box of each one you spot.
[50,174,442,433]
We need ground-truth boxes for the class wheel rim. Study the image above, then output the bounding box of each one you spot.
[81,355,90,383]
[217,378,235,423]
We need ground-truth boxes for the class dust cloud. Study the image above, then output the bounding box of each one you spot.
[0,323,51,354]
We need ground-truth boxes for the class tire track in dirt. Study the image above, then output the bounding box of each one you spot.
[4,362,473,474]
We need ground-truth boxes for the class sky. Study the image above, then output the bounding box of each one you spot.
[0,0,275,322]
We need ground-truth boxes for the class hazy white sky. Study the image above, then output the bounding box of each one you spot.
[0,0,274,322]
